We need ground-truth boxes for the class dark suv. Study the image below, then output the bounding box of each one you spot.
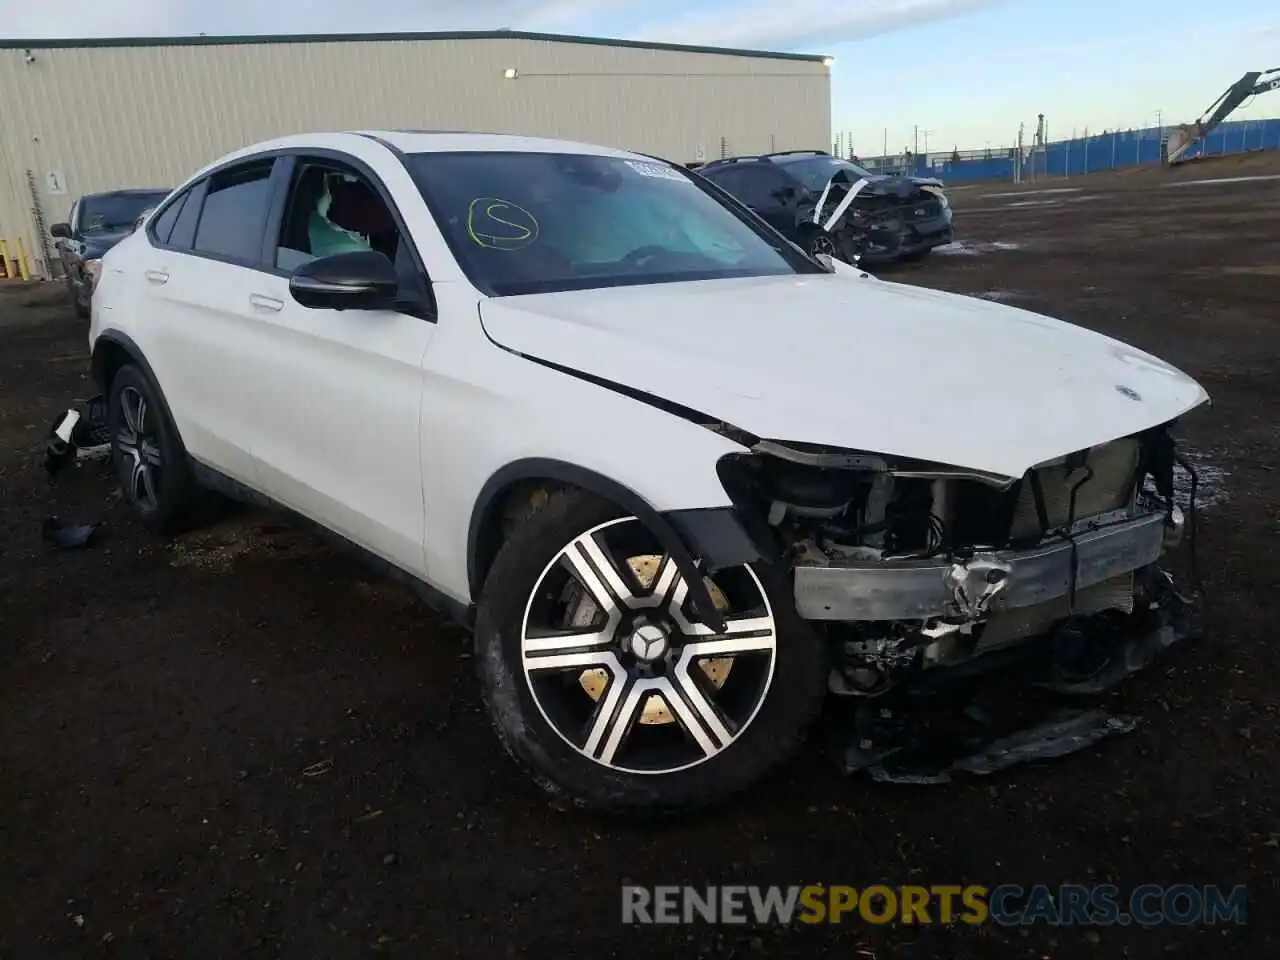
[696,151,954,266]
[50,188,171,317]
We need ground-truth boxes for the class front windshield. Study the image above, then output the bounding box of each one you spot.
[781,156,875,192]
[406,151,818,296]
[79,193,169,233]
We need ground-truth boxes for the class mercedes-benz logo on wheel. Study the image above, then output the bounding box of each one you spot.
[629,624,669,662]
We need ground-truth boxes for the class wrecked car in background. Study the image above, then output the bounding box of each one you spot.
[697,150,953,265]
[50,188,172,318]
[88,131,1206,813]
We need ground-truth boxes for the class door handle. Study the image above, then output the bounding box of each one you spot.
[249,293,284,312]
[144,269,169,285]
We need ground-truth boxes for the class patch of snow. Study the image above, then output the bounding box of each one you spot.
[986,187,1084,198]
[933,240,1024,256]
[1163,174,1280,188]
[933,241,980,256]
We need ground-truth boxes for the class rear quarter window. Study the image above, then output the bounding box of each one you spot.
[191,161,276,263]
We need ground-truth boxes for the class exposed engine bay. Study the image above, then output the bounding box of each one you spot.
[715,423,1197,699]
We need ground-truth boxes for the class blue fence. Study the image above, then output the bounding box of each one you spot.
[859,117,1280,184]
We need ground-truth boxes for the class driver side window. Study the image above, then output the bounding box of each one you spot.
[273,160,402,272]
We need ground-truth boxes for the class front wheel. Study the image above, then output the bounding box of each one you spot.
[804,229,837,260]
[67,279,89,318]
[474,490,828,813]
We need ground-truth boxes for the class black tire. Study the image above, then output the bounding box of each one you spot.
[107,364,208,534]
[474,488,829,814]
[899,247,933,263]
[68,280,89,318]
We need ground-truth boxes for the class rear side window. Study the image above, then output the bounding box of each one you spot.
[192,161,275,263]
[713,165,789,208]
[150,191,188,245]
[168,182,206,250]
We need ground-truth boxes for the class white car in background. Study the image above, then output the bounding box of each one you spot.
[90,131,1208,812]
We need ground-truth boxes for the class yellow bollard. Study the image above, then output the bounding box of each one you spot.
[0,239,9,278]
[15,235,32,281]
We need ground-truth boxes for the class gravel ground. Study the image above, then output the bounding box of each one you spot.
[1,153,1277,958]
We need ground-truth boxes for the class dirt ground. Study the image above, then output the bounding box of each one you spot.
[1,153,1277,958]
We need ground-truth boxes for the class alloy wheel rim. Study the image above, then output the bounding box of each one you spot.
[810,233,836,258]
[116,386,162,511]
[520,517,777,775]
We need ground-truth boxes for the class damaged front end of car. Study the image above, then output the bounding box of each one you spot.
[715,424,1202,779]
[809,174,954,265]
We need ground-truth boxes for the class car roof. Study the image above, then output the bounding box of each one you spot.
[204,130,647,172]
[83,188,171,198]
[367,130,645,159]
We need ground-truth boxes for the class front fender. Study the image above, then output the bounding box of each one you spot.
[468,459,760,632]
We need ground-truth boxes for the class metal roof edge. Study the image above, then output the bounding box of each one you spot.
[0,29,830,63]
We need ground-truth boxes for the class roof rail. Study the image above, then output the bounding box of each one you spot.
[699,149,831,168]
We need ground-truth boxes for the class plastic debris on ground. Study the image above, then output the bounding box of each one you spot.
[836,573,1197,784]
[42,516,103,549]
[45,394,111,478]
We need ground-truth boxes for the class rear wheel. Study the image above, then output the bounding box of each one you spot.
[474,489,828,813]
[108,364,208,534]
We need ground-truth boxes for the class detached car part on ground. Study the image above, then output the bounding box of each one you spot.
[695,150,953,266]
[87,131,1207,814]
[50,188,171,318]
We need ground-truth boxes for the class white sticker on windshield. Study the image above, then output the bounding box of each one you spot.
[625,160,689,183]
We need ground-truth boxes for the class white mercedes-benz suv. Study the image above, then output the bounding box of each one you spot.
[90,131,1208,811]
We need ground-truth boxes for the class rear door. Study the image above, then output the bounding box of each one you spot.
[140,158,279,484]
[233,152,435,576]
[705,165,797,238]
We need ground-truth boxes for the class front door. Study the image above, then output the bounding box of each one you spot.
[237,155,435,577]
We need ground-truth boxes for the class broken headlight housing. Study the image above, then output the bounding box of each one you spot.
[717,441,1020,565]
[717,426,1182,567]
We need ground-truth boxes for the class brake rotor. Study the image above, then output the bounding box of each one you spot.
[577,554,734,725]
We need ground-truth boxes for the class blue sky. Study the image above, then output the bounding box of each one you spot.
[9,0,1280,152]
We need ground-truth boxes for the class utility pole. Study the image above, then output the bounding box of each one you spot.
[913,125,919,156]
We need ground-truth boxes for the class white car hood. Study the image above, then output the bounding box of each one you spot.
[479,273,1209,479]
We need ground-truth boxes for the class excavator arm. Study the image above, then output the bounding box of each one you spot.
[1167,68,1280,164]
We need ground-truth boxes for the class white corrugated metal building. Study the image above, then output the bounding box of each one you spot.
[0,30,831,279]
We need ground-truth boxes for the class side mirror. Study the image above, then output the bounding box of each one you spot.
[289,250,398,311]
[50,222,72,239]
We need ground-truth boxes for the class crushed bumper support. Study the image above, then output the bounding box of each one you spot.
[794,511,1172,622]
[834,569,1198,783]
